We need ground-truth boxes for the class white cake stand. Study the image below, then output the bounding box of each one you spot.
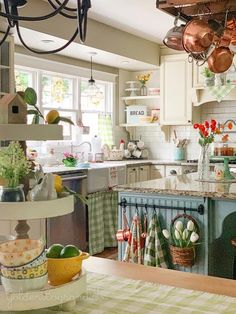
[0,270,86,311]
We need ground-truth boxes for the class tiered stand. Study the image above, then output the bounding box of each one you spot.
[0,124,87,311]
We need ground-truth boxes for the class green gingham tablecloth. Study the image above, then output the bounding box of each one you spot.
[5,272,236,314]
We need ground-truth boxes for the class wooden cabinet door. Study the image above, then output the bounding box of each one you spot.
[160,54,192,125]
[138,165,150,182]
[127,167,138,184]
[150,165,165,179]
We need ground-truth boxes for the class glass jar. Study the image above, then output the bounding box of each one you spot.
[0,185,25,202]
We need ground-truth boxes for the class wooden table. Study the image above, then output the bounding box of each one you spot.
[84,257,236,298]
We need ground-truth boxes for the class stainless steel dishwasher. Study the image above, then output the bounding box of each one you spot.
[46,170,88,251]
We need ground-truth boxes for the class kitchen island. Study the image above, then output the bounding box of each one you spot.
[115,173,236,279]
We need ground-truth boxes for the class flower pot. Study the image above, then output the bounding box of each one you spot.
[62,159,77,167]
[0,185,25,202]
[170,245,195,267]
[204,77,215,87]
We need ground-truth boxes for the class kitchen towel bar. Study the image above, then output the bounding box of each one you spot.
[118,198,205,215]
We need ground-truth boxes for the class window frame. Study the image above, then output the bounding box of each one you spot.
[14,64,114,142]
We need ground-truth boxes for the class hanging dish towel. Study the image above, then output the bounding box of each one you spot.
[123,214,145,264]
[208,84,235,102]
[144,214,169,268]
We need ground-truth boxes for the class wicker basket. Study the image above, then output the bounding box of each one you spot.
[169,245,195,267]
[169,213,199,268]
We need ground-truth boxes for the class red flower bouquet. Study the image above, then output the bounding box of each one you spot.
[193,119,221,147]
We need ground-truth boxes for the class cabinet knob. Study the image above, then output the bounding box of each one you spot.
[132,168,136,171]
[140,167,143,171]
[188,120,191,123]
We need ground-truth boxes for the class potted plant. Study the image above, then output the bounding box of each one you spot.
[0,141,31,202]
[62,152,78,167]
[18,87,74,125]
[201,67,215,87]
[162,214,200,267]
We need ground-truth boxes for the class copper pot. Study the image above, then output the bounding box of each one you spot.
[217,28,233,47]
[183,19,214,53]
[207,47,233,73]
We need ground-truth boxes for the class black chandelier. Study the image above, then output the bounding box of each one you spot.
[0,0,91,54]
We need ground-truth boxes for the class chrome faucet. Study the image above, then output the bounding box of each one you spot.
[71,141,92,154]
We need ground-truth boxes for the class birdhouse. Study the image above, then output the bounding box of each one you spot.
[0,93,27,124]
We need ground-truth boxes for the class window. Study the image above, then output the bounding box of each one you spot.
[14,65,114,143]
[80,79,113,144]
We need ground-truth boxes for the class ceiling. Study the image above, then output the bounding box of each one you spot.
[88,0,174,43]
[14,0,175,70]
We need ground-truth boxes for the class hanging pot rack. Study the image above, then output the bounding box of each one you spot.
[156,0,236,23]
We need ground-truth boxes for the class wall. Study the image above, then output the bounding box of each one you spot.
[135,100,236,160]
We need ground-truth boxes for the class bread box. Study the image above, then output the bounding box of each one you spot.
[126,105,147,124]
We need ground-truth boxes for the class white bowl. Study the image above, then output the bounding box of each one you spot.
[2,250,47,270]
[1,274,48,293]
[0,239,44,267]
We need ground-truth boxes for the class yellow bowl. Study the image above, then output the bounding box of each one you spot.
[47,252,89,286]
[1,260,48,280]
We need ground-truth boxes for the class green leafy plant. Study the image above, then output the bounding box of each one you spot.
[17,88,74,125]
[18,87,44,124]
[201,67,215,78]
[0,142,31,188]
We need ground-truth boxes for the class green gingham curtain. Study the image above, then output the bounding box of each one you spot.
[87,191,118,255]
[98,113,114,147]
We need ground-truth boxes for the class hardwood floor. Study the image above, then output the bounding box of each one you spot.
[94,247,118,260]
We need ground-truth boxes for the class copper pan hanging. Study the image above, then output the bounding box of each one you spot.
[207,47,234,74]
[182,18,215,54]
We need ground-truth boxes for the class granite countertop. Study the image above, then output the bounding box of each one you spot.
[43,159,191,173]
[114,173,236,200]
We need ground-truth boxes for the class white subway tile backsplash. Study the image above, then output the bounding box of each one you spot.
[137,101,236,159]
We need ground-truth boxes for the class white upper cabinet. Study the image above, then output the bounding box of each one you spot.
[160,54,193,125]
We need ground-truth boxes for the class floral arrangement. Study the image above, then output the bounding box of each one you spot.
[136,72,151,86]
[193,119,232,146]
[0,141,31,188]
[62,152,78,167]
[162,218,199,248]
